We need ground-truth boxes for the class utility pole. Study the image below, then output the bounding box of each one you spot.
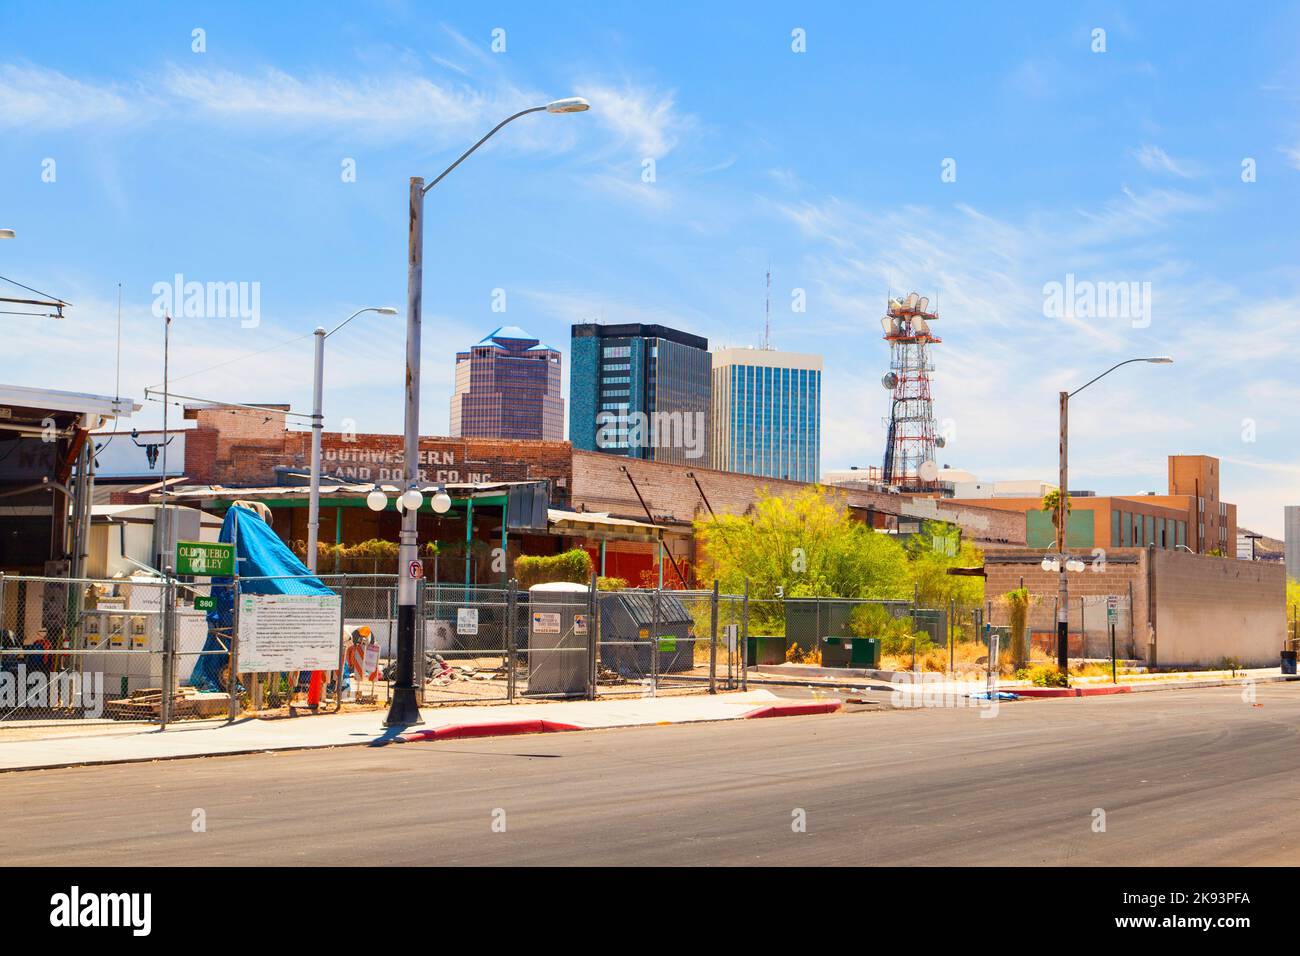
[384,175,426,727]
[307,327,326,572]
[1057,390,1069,677]
[1053,357,1173,680]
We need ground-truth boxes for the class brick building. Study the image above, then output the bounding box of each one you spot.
[948,454,1238,556]
[126,402,1025,588]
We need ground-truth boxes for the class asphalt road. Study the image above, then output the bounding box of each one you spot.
[3,683,1298,866]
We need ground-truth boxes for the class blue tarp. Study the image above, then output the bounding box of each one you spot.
[188,505,335,691]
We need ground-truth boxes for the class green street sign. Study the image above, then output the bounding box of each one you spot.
[194,596,217,611]
[176,541,235,577]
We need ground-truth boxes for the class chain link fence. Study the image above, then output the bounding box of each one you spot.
[0,573,751,728]
[1,571,1018,730]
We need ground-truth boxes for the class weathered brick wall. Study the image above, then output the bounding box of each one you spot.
[568,450,1024,546]
[985,549,1149,658]
[181,411,572,503]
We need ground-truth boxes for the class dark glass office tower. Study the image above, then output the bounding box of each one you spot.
[570,323,711,465]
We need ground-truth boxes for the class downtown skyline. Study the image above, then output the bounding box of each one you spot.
[2,1,1299,534]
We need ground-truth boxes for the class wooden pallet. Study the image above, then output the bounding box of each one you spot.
[104,687,231,720]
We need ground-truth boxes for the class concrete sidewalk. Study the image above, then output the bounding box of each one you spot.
[748,663,1295,697]
[0,690,838,773]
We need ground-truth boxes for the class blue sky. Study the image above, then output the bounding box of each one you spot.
[2,1,1299,535]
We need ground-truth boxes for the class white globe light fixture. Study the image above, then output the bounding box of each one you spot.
[431,491,452,514]
[1040,556,1054,572]
[401,488,424,512]
[366,489,388,512]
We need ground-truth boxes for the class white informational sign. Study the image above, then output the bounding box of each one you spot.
[1106,594,1120,624]
[363,642,380,673]
[456,607,479,636]
[532,612,561,634]
[238,593,342,672]
[573,613,588,636]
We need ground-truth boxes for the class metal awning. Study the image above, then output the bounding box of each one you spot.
[547,508,665,543]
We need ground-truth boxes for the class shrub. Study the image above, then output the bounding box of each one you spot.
[596,576,628,591]
[515,549,594,588]
[1004,587,1031,668]
[848,603,918,655]
[1016,663,1068,687]
[784,642,822,666]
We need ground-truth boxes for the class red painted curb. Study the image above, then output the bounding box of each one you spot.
[396,719,582,743]
[743,701,843,719]
[1013,685,1133,698]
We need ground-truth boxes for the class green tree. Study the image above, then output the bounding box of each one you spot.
[903,520,985,609]
[694,485,910,606]
[1287,578,1300,645]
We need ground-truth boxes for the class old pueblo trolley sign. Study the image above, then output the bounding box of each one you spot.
[175,541,235,577]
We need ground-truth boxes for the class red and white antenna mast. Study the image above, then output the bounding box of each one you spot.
[880,292,943,489]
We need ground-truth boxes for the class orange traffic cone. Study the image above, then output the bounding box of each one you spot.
[307,669,325,708]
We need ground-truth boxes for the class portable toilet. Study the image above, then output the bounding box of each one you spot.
[525,582,591,698]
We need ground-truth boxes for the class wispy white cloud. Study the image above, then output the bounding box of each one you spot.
[158,64,547,141]
[768,176,1300,533]
[1131,143,1199,178]
[573,81,694,158]
[0,63,137,129]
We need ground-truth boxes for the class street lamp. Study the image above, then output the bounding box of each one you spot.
[1054,356,1172,679]
[305,306,398,572]
[0,229,14,239]
[365,483,453,515]
[385,96,590,727]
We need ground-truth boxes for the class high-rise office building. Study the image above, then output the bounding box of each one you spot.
[569,323,711,465]
[710,347,822,483]
[450,326,563,440]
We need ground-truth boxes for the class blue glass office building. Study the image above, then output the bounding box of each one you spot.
[710,348,822,483]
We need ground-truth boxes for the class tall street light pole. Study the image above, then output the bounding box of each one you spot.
[385,96,591,726]
[1056,356,1173,679]
[306,306,398,573]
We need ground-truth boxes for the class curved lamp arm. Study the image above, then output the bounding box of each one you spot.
[423,106,548,195]
[1069,356,1172,398]
[326,305,397,338]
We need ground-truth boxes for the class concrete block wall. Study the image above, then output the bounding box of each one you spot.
[986,547,1286,667]
[1150,549,1285,667]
